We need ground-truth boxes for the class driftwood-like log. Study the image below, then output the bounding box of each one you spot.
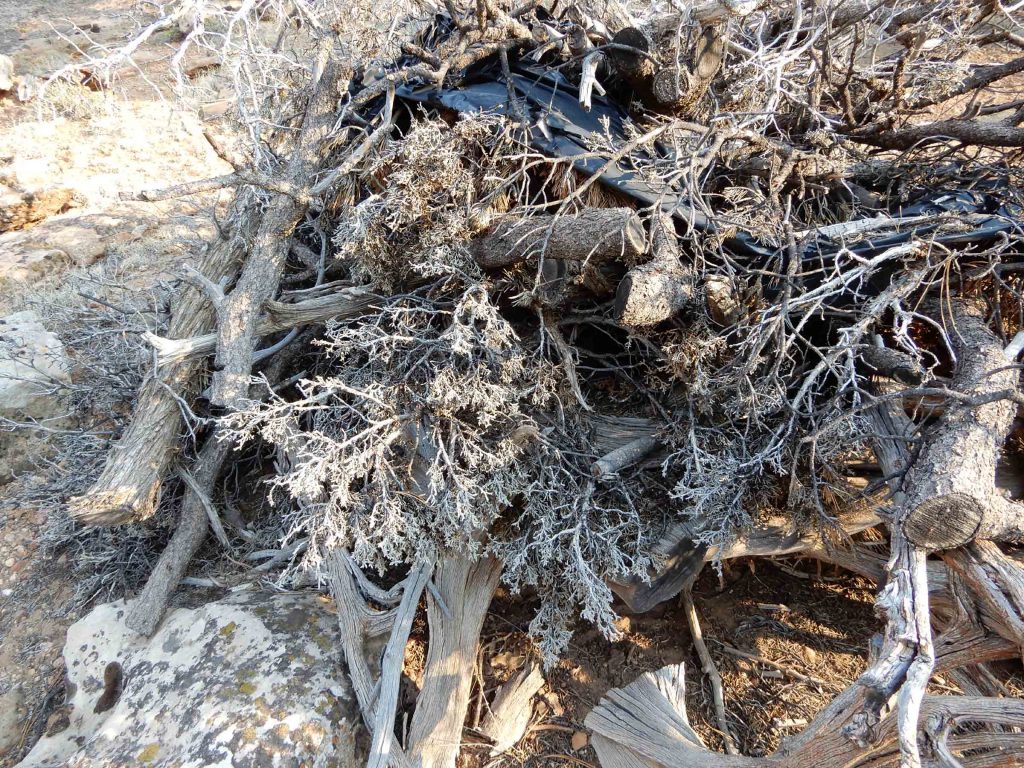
[328,550,412,768]
[144,286,380,366]
[367,563,430,768]
[408,553,503,768]
[898,303,1024,549]
[585,662,1024,768]
[210,44,342,407]
[67,231,242,525]
[472,208,646,269]
[615,213,692,326]
[480,662,545,755]
[125,435,232,636]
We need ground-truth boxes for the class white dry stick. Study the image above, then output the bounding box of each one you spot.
[682,590,738,755]
[591,436,660,481]
[579,51,606,111]
[1004,330,1024,360]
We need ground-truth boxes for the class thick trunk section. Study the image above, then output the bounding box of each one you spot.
[614,213,692,326]
[67,233,242,525]
[472,208,646,269]
[899,302,1024,549]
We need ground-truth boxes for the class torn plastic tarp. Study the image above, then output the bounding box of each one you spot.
[395,67,1023,266]
[397,68,717,232]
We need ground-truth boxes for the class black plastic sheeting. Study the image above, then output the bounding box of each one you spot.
[395,67,1023,266]
[398,67,715,231]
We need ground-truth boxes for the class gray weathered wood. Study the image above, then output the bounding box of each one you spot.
[145,286,380,366]
[210,42,342,407]
[408,553,502,768]
[480,662,545,754]
[586,659,1024,768]
[473,209,646,269]
[368,562,430,768]
[67,231,243,525]
[592,436,660,481]
[125,435,232,636]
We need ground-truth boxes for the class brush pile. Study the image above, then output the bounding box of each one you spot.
[23,0,1024,765]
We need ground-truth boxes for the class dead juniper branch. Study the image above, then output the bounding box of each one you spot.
[327,550,414,768]
[66,225,245,525]
[479,662,545,754]
[143,285,380,366]
[893,302,1024,549]
[125,434,233,636]
[209,42,345,407]
[838,300,1024,766]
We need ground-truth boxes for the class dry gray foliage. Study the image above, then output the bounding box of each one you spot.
[222,281,656,660]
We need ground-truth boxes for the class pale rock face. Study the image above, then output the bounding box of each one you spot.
[16,591,362,768]
[0,55,13,93]
[0,311,70,419]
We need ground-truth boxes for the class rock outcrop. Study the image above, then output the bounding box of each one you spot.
[0,311,70,419]
[16,591,362,768]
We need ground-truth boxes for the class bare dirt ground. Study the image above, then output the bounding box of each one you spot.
[0,2,230,762]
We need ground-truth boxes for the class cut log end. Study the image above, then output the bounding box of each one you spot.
[614,269,692,326]
[903,493,985,550]
[610,28,656,82]
[651,68,694,108]
[67,484,161,527]
[614,213,692,327]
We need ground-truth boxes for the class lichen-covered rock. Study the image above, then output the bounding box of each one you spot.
[16,591,361,768]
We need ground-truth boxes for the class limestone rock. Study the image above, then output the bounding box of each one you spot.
[35,224,105,265]
[0,220,104,286]
[0,311,70,420]
[0,56,13,94]
[16,591,362,768]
